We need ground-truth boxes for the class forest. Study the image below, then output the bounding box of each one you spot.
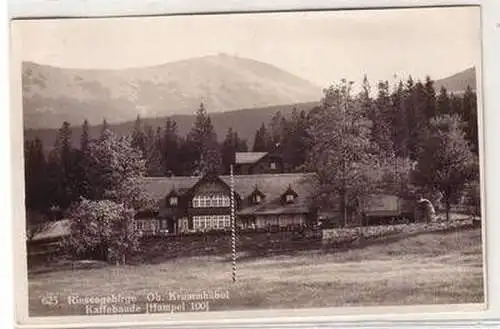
[24,74,480,242]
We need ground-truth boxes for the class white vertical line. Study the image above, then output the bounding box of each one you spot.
[230,164,236,282]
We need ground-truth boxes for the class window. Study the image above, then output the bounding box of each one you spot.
[169,196,178,206]
[136,219,160,232]
[193,194,230,208]
[193,215,231,231]
[178,218,189,233]
[286,194,295,203]
[254,195,261,204]
[270,162,277,170]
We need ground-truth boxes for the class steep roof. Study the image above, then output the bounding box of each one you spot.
[220,173,317,200]
[235,152,268,164]
[363,194,401,212]
[141,176,201,201]
[141,173,319,215]
[237,197,310,215]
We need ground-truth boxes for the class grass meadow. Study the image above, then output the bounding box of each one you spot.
[28,227,484,317]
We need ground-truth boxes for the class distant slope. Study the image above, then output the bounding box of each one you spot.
[434,67,476,94]
[23,64,477,151]
[22,54,323,129]
[23,101,320,151]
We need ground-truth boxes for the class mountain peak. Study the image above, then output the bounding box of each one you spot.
[22,56,323,129]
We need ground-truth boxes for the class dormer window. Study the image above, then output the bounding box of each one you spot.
[167,187,180,207]
[282,185,298,204]
[270,162,277,170]
[250,186,265,205]
[254,194,262,204]
[169,196,178,206]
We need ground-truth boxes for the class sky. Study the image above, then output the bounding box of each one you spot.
[12,6,481,88]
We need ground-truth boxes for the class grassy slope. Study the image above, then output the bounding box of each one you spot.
[28,227,484,316]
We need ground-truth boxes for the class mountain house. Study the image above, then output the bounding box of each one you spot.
[28,173,423,242]
[234,146,285,175]
[136,172,319,235]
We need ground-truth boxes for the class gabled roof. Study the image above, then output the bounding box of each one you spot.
[218,173,318,202]
[235,152,268,165]
[227,173,317,215]
[189,173,232,195]
[166,187,180,198]
[282,185,299,198]
[140,173,319,215]
[141,176,201,201]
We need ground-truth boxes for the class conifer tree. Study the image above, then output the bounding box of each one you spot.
[359,75,373,119]
[436,86,452,116]
[252,123,271,152]
[237,139,248,152]
[268,111,286,150]
[131,114,146,157]
[410,81,430,158]
[390,80,409,158]
[222,128,237,174]
[450,93,463,117]
[24,137,53,240]
[74,119,92,200]
[144,125,164,177]
[281,108,309,171]
[423,76,437,120]
[100,118,110,138]
[80,119,90,153]
[462,86,479,153]
[221,128,248,174]
[372,80,394,156]
[48,121,78,209]
[24,138,49,212]
[187,103,222,175]
[162,118,181,176]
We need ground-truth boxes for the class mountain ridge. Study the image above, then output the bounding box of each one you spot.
[23,101,320,152]
[22,58,477,152]
[434,66,476,94]
[22,54,323,129]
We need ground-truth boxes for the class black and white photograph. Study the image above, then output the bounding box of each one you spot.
[11,5,485,322]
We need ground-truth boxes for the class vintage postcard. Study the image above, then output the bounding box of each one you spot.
[10,6,486,326]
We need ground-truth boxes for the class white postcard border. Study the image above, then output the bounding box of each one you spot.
[8,1,500,327]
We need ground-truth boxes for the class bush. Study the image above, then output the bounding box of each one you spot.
[63,199,140,265]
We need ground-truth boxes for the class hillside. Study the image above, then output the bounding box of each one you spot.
[23,101,320,151]
[22,54,323,129]
[22,62,477,151]
[434,67,476,94]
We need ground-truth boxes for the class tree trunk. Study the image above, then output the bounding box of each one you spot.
[445,198,451,221]
[342,192,347,227]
